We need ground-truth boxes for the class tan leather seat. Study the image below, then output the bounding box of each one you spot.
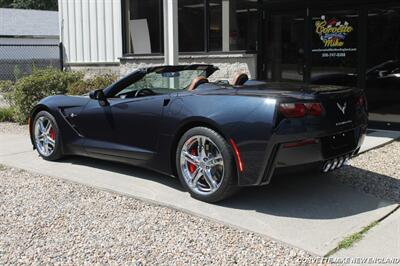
[188,76,209,91]
[231,73,249,86]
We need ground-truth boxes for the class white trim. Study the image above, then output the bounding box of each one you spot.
[163,0,179,65]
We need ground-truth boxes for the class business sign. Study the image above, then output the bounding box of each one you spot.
[312,15,357,59]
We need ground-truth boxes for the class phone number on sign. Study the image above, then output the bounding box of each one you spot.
[321,52,347,58]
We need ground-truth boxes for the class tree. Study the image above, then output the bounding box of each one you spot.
[0,0,13,8]
[0,0,57,10]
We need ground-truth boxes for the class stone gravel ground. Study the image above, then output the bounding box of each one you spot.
[1,122,399,264]
[0,122,27,135]
[0,166,313,265]
[333,140,400,203]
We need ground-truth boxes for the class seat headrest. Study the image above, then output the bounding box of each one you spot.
[188,76,209,91]
[231,73,249,86]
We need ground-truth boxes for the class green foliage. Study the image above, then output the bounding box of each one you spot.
[67,74,117,96]
[0,0,57,10]
[0,107,15,122]
[9,68,82,123]
[0,0,13,8]
[325,221,379,257]
[0,80,14,93]
[337,221,378,249]
[3,68,117,124]
[13,65,23,80]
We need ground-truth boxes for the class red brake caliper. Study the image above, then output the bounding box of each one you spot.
[188,148,197,173]
[49,128,56,141]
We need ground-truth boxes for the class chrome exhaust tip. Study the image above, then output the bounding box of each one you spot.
[343,155,351,166]
[337,157,345,168]
[322,161,332,173]
[322,153,352,173]
[330,159,339,170]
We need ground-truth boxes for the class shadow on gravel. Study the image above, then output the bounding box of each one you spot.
[57,156,395,220]
[332,165,400,203]
[219,167,397,219]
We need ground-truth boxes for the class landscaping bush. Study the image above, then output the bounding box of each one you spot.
[0,80,14,93]
[4,68,117,124]
[67,74,117,95]
[10,68,83,124]
[0,107,15,122]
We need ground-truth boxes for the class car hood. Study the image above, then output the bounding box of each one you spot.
[37,95,91,108]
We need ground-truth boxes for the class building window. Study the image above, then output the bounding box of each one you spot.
[366,7,400,124]
[122,0,259,55]
[178,0,205,52]
[229,0,259,51]
[177,0,259,53]
[124,0,163,55]
[311,10,359,80]
[209,0,223,51]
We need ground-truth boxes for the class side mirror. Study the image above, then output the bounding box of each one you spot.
[90,89,109,106]
[378,70,389,78]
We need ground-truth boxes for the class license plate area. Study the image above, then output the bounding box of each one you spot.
[321,130,356,158]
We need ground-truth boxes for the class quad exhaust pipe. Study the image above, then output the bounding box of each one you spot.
[322,155,351,173]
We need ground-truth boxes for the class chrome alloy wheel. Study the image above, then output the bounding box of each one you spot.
[34,116,56,157]
[180,135,224,195]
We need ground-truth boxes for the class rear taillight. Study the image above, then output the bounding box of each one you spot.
[278,103,306,118]
[278,102,323,118]
[304,103,322,116]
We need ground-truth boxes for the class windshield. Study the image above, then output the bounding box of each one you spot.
[116,69,206,97]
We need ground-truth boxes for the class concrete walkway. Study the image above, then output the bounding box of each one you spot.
[336,207,400,259]
[0,133,398,256]
[359,130,400,153]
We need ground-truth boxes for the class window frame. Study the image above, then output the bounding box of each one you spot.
[121,0,164,56]
[121,0,261,56]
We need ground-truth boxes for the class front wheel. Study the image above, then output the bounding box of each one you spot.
[176,127,239,203]
[32,110,63,161]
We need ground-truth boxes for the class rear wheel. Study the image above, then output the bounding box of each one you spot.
[176,127,238,203]
[33,111,63,161]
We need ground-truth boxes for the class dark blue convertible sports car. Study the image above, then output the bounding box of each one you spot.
[29,64,368,202]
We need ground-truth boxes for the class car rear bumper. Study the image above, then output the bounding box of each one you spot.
[250,125,367,186]
[275,127,365,168]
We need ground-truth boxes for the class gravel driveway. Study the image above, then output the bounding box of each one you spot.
[1,122,399,264]
[0,122,27,135]
[333,140,400,203]
[0,166,312,265]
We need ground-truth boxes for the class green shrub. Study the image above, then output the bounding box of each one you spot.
[0,107,15,122]
[67,74,117,95]
[0,80,14,93]
[4,68,116,124]
[10,68,83,124]
[13,65,23,80]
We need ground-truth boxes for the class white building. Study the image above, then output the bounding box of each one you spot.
[58,0,258,80]
[0,8,59,45]
[0,8,60,80]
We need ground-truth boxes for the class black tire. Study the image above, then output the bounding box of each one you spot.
[176,127,239,203]
[32,110,63,161]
